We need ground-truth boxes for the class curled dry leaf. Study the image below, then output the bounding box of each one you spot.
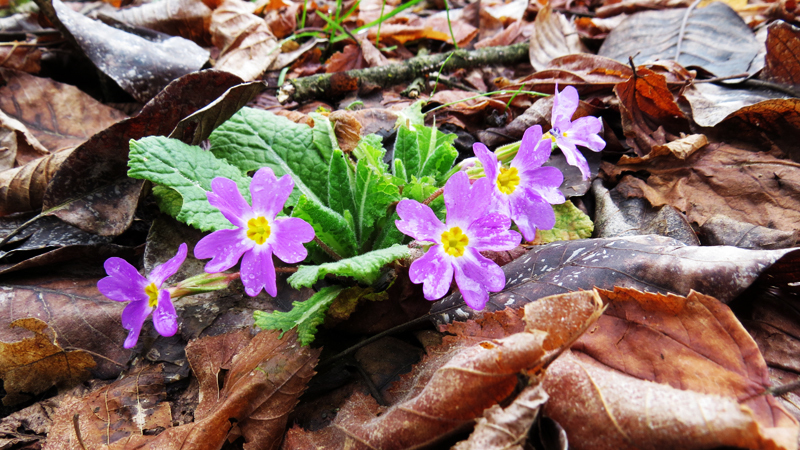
[286,291,604,449]
[528,2,588,71]
[432,235,799,324]
[543,287,799,450]
[699,214,798,249]
[614,65,690,156]
[601,142,800,233]
[761,20,800,87]
[104,0,213,46]
[210,0,280,81]
[716,98,800,163]
[0,318,95,406]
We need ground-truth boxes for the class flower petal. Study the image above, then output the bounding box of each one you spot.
[120,300,152,349]
[241,247,277,297]
[195,228,252,273]
[98,258,148,303]
[209,177,251,228]
[556,139,591,180]
[566,116,605,151]
[251,167,294,219]
[453,248,505,310]
[152,289,178,337]
[519,166,565,205]
[468,213,521,251]
[515,125,551,169]
[149,243,188,287]
[409,246,454,301]
[473,143,499,185]
[552,85,579,129]
[270,217,314,263]
[396,199,446,242]
[510,191,557,241]
[444,172,491,228]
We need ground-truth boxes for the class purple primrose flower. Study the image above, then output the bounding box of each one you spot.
[547,85,606,179]
[98,243,187,349]
[473,125,565,242]
[395,172,521,310]
[194,167,315,297]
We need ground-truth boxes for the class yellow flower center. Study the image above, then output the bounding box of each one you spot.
[145,283,159,308]
[441,227,469,257]
[496,166,520,195]
[246,216,271,245]
[544,131,557,143]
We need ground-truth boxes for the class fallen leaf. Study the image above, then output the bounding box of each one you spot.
[716,98,800,163]
[325,44,366,73]
[210,0,280,81]
[682,82,789,128]
[104,0,213,46]
[329,109,362,153]
[596,0,690,17]
[614,65,690,155]
[761,20,800,87]
[431,235,800,324]
[0,43,40,73]
[601,143,800,233]
[618,133,708,163]
[34,0,210,102]
[543,287,799,450]
[699,215,798,249]
[528,2,588,71]
[425,8,478,47]
[0,318,95,405]
[599,2,761,77]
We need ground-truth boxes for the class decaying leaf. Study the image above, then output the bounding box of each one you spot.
[104,0,212,46]
[700,214,798,249]
[286,291,603,449]
[716,99,800,163]
[761,20,800,87]
[0,318,95,406]
[210,0,280,81]
[543,287,799,450]
[601,143,800,233]
[432,235,800,324]
[528,2,588,71]
[682,82,789,128]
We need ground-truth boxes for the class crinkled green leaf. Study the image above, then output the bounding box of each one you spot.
[152,185,182,218]
[534,200,594,243]
[253,285,344,346]
[417,126,458,183]
[328,150,357,220]
[353,156,401,251]
[292,195,358,260]
[208,107,327,207]
[288,244,410,289]
[352,134,388,173]
[128,136,250,232]
[393,126,420,180]
[309,112,338,163]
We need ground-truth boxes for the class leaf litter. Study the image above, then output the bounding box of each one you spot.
[1,0,800,447]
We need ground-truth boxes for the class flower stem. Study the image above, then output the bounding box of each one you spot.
[422,187,444,205]
[314,236,343,261]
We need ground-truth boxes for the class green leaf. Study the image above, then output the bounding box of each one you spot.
[372,211,407,249]
[352,134,388,173]
[394,100,425,131]
[152,186,182,218]
[208,107,327,207]
[253,285,344,346]
[393,125,420,180]
[394,158,407,182]
[328,150,357,219]
[309,112,338,163]
[353,155,400,251]
[534,200,594,244]
[128,136,250,232]
[288,244,410,288]
[292,195,358,260]
[416,125,458,183]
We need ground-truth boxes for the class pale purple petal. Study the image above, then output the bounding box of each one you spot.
[148,243,188,287]
[566,116,605,152]
[208,177,251,228]
[552,85,579,130]
[444,172,491,228]
[251,167,294,219]
[152,289,178,337]
[409,246,454,301]
[468,213,521,251]
[195,228,252,273]
[98,258,148,303]
[473,143,498,185]
[396,199,446,242]
[557,140,591,180]
[519,166,565,204]
[270,217,314,263]
[487,191,512,219]
[120,300,152,349]
[241,247,277,297]
[453,249,505,310]
[515,125,551,169]
[509,191,557,241]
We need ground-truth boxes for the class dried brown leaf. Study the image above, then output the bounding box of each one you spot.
[717,98,800,162]
[601,143,800,233]
[0,44,40,73]
[761,20,800,87]
[0,318,95,406]
[425,8,478,47]
[105,0,212,46]
[0,148,70,215]
[325,44,366,73]
[210,0,279,81]
[699,215,798,249]
[528,2,588,71]
[543,287,799,450]
[329,110,362,153]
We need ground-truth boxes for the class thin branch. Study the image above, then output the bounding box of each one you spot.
[314,236,343,261]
